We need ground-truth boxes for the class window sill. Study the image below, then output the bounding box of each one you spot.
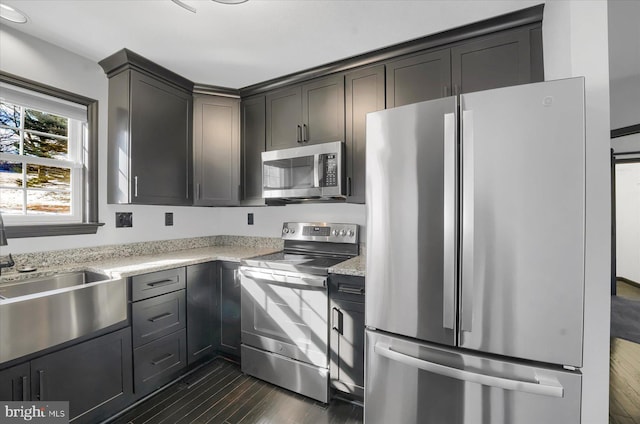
[5,222,105,238]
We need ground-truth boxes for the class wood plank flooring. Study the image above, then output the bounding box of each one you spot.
[611,280,640,424]
[108,358,363,424]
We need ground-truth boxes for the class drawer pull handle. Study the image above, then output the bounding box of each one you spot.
[151,353,175,366]
[147,279,176,288]
[338,285,365,295]
[149,312,173,322]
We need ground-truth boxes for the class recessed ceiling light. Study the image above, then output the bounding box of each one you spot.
[212,0,248,4]
[0,3,28,23]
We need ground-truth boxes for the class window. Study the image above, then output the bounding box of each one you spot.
[0,101,84,222]
[0,72,100,237]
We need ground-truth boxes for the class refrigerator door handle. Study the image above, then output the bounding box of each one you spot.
[461,108,474,333]
[374,342,565,398]
[443,112,457,330]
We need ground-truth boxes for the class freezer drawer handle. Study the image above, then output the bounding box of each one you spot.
[374,343,564,398]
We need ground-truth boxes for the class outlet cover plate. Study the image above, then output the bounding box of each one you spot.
[116,212,132,228]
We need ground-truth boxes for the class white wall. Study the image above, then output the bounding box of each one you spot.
[543,2,611,423]
[616,163,640,283]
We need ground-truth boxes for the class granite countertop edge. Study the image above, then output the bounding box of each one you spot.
[1,246,367,283]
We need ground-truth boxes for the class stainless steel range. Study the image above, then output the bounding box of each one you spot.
[239,222,359,403]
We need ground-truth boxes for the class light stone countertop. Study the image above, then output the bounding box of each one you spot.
[0,239,365,284]
[0,245,279,283]
[329,254,366,277]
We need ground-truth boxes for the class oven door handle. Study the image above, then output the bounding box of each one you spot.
[240,268,327,288]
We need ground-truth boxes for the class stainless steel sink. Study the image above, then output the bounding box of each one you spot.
[0,270,110,299]
[0,270,127,364]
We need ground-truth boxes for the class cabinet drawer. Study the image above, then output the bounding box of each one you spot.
[134,329,186,396]
[329,274,365,302]
[131,268,185,301]
[132,290,185,347]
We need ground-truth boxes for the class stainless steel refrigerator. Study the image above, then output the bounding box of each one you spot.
[365,78,585,424]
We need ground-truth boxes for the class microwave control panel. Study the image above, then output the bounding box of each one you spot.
[322,154,338,187]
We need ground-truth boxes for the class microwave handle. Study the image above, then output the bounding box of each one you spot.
[314,154,322,188]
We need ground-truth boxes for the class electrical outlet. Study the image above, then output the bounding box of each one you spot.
[165,212,174,226]
[116,212,132,228]
[247,213,254,225]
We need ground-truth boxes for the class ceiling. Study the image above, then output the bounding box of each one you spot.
[1,0,541,89]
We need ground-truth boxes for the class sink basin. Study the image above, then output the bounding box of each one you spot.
[0,269,127,364]
[0,270,110,299]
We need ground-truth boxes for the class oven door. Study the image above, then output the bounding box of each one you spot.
[239,267,329,368]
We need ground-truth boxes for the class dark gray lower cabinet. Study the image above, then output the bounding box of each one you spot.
[218,262,241,358]
[0,362,30,401]
[329,274,365,400]
[133,329,187,397]
[187,262,218,365]
[31,327,133,423]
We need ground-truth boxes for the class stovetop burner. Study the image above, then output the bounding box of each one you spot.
[241,222,359,276]
[242,252,350,276]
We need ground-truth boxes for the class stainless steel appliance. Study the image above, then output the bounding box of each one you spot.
[240,222,359,403]
[365,78,586,423]
[261,141,345,201]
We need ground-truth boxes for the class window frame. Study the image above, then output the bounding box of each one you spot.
[0,71,102,238]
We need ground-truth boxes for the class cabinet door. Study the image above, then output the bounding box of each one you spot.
[31,327,133,423]
[130,70,192,205]
[266,86,302,150]
[193,95,240,206]
[218,262,241,358]
[386,49,451,108]
[241,95,266,204]
[451,28,533,94]
[186,262,217,365]
[345,65,385,204]
[330,298,365,399]
[302,74,345,145]
[0,363,30,401]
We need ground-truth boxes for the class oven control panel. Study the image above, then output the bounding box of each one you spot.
[282,222,359,243]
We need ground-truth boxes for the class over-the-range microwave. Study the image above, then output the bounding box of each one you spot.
[261,141,345,202]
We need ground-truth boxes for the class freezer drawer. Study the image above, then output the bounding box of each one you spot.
[365,330,581,424]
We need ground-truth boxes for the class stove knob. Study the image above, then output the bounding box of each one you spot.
[290,228,295,234]
[283,228,289,234]
[332,229,339,236]
[340,229,346,236]
[348,230,355,237]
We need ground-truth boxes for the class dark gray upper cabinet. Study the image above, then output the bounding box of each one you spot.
[266,86,302,150]
[193,94,240,206]
[386,49,452,108]
[266,75,345,150]
[241,95,266,205]
[186,262,218,366]
[451,28,535,94]
[344,65,385,204]
[301,75,345,145]
[100,49,194,206]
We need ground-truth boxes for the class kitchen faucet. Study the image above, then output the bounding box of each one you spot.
[0,213,15,276]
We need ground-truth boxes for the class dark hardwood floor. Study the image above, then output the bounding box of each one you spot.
[610,280,640,424]
[108,358,363,424]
